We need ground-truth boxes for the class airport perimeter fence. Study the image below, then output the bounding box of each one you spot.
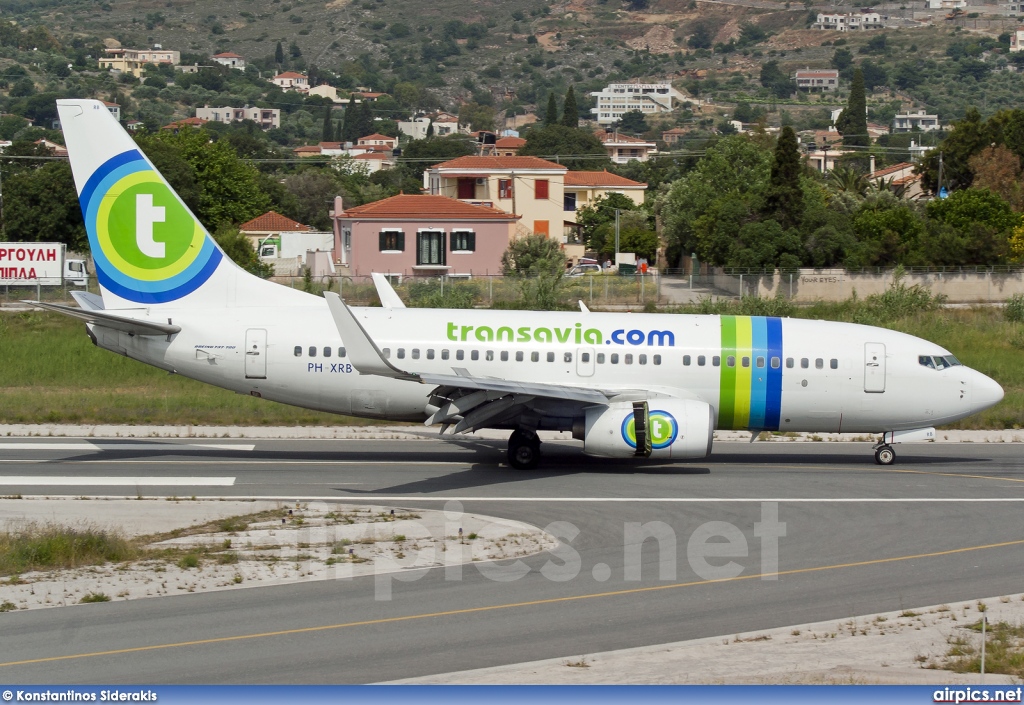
[660,266,1024,304]
[1,278,103,305]
[271,272,664,308]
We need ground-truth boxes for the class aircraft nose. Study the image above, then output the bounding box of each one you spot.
[972,370,1004,412]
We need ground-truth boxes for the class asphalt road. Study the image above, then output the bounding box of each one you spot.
[0,437,1022,684]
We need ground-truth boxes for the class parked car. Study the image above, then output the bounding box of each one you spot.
[566,263,602,277]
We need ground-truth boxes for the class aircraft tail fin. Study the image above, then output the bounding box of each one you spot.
[57,99,301,310]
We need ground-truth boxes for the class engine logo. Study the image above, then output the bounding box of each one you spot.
[621,410,679,450]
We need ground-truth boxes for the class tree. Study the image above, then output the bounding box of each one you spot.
[759,61,795,99]
[355,101,374,140]
[501,233,566,275]
[837,68,868,150]
[282,170,343,230]
[519,124,609,170]
[0,162,86,250]
[831,48,854,71]
[860,60,887,91]
[275,41,285,66]
[763,126,804,230]
[400,134,476,179]
[213,225,273,278]
[561,86,578,127]
[458,102,496,132]
[969,145,1024,211]
[545,92,558,127]
[322,107,334,142]
[687,20,714,49]
[617,109,649,134]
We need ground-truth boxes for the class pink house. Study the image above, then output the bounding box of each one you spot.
[332,194,520,276]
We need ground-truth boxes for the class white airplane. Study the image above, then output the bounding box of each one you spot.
[32,99,1004,469]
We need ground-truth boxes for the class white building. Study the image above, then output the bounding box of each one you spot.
[590,82,688,126]
[270,72,309,92]
[595,130,658,163]
[1011,27,1024,52]
[813,11,886,30]
[211,52,245,70]
[893,109,940,133]
[102,101,121,121]
[927,0,966,8]
[398,116,431,140]
[794,69,840,92]
[195,105,281,130]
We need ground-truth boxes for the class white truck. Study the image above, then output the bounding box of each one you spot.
[0,242,89,287]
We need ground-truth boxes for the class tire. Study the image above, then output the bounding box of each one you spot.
[874,446,896,465]
[507,430,541,470]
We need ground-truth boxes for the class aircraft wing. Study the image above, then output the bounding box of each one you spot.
[324,293,621,432]
[24,300,181,337]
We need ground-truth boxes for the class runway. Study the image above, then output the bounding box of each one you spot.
[1,437,1022,683]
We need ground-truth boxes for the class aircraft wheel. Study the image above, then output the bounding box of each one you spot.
[507,430,541,470]
[874,445,896,465]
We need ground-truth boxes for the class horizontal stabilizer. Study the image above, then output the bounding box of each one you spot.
[24,301,181,337]
[70,291,104,311]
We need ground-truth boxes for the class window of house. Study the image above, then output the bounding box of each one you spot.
[379,230,404,252]
[457,178,475,200]
[535,179,549,199]
[563,192,577,212]
[499,179,513,199]
[417,230,446,266]
[450,230,476,252]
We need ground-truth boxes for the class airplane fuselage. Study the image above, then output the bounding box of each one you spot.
[92,303,1000,435]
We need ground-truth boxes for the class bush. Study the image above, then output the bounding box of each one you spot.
[1006,293,1024,323]
[177,553,200,569]
[79,592,111,603]
[0,523,136,575]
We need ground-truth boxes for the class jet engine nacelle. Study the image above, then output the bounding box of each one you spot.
[582,399,714,459]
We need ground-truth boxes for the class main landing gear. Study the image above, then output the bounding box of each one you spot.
[873,443,896,465]
[507,429,541,470]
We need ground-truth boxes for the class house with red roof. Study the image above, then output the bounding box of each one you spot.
[425,155,568,239]
[332,194,521,276]
[595,130,658,164]
[161,117,208,132]
[270,71,309,92]
[563,170,647,212]
[494,136,526,156]
[357,133,398,150]
[211,52,245,70]
[239,211,311,251]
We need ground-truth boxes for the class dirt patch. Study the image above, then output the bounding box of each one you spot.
[626,25,679,53]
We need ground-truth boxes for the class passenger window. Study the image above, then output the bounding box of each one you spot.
[339,347,346,358]
[683,355,691,366]
[501,351,508,362]
[471,350,479,361]
[563,352,572,363]
[485,350,494,361]
[324,347,332,358]
[412,349,420,360]
[597,353,605,364]
[441,349,450,360]
[712,356,720,367]
[639,354,647,365]
[741,356,750,368]
[294,346,302,357]
[581,352,590,363]
[456,350,465,361]
[698,355,706,366]
[611,353,619,364]
[426,349,435,360]
[531,351,539,362]
[516,351,524,362]
[727,356,735,368]
[830,358,838,369]
[756,356,765,368]
[624,354,633,365]
[547,352,555,362]
[653,355,661,365]
[815,358,824,369]
[771,357,780,369]
[801,358,809,369]
[382,348,391,358]
[309,346,317,357]
[397,348,405,359]
[786,357,794,368]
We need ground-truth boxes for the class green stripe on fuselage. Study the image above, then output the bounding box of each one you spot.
[719,316,737,428]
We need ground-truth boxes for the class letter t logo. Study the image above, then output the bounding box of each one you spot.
[136,193,166,259]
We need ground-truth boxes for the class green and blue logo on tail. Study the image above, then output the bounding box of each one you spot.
[80,149,222,304]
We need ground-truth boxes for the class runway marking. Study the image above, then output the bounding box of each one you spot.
[884,468,1024,485]
[0,460,466,466]
[10,494,1024,502]
[3,536,1024,669]
[0,443,255,452]
[0,476,236,486]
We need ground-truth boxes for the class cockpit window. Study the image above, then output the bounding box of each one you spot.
[920,354,962,369]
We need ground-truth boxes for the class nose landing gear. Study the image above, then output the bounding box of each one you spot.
[507,429,541,470]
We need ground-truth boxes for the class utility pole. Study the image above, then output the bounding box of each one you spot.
[937,151,944,197]
[614,208,620,267]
